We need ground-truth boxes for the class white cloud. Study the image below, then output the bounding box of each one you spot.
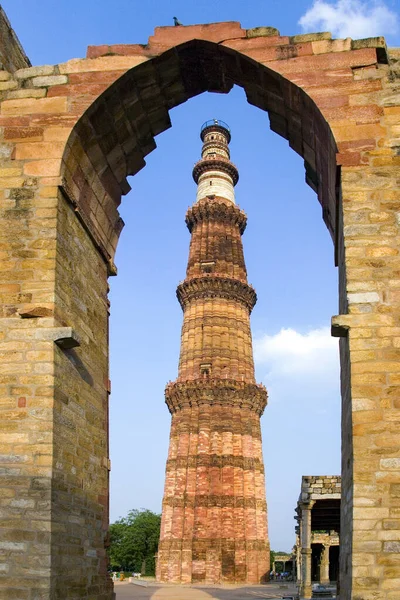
[298,0,399,39]
[254,326,339,381]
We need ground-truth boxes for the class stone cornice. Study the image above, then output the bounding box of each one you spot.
[192,156,239,185]
[177,275,256,312]
[169,422,262,438]
[162,495,267,510]
[165,378,268,415]
[166,454,265,473]
[159,539,269,552]
[186,197,247,234]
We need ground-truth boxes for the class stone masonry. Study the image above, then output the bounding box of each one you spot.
[295,476,341,598]
[0,6,399,599]
[157,121,269,584]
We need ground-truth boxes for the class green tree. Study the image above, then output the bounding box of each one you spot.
[108,509,161,575]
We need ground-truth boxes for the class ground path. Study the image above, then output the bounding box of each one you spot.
[114,581,298,599]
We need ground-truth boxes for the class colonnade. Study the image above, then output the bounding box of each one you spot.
[297,501,339,598]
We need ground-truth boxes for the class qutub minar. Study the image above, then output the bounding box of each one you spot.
[157,120,270,584]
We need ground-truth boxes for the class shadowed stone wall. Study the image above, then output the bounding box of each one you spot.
[0,7,30,72]
[0,14,399,600]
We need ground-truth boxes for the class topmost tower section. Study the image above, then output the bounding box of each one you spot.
[200,118,231,144]
[192,119,239,204]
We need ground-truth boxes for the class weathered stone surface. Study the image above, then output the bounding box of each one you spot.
[0,71,11,82]
[58,55,148,74]
[31,75,68,87]
[290,31,332,43]
[0,7,30,72]
[15,65,55,79]
[148,21,246,47]
[1,96,68,115]
[6,88,47,99]
[348,291,380,304]
[246,26,280,38]
[0,79,16,90]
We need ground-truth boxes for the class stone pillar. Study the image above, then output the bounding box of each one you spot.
[320,545,330,585]
[296,532,302,585]
[300,502,314,599]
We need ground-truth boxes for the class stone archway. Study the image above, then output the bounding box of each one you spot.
[0,13,399,600]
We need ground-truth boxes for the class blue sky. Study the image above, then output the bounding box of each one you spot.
[4,0,399,552]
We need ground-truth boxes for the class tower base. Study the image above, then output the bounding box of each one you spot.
[157,539,270,584]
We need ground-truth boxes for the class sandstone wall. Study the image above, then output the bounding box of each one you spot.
[0,7,30,72]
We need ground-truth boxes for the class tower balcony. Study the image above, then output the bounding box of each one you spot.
[200,119,231,143]
[176,275,257,313]
[192,156,239,185]
[185,196,247,233]
[165,377,268,415]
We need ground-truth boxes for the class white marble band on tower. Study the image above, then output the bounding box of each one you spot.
[192,119,239,205]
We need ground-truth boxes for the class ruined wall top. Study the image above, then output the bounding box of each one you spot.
[0,7,30,72]
[0,12,394,266]
[300,475,341,502]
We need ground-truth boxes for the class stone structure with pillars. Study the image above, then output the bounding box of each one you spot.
[272,552,296,578]
[0,6,399,599]
[295,476,341,598]
[157,120,269,584]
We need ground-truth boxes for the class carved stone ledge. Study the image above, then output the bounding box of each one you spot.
[166,454,265,473]
[192,156,239,185]
[186,196,247,234]
[177,275,257,312]
[162,494,267,510]
[165,378,268,415]
[158,538,269,552]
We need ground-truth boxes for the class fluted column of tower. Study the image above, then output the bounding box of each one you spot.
[157,120,270,585]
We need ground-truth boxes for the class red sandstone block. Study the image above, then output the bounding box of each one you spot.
[337,138,376,152]
[4,126,44,141]
[228,41,315,63]
[16,141,65,160]
[98,494,107,506]
[108,44,152,56]
[87,45,110,58]
[263,47,378,74]
[68,71,125,85]
[288,67,353,90]
[336,152,361,166]
[331,122,385,142]
[222,35,290,52]
[47,83,110,98]
[18,397,26,407]
[323,104,383,125]
[148,22,246,48]
[0,116,30,126]
[30,114,78,128]
[242,436,252,454]
[313,95,349,109]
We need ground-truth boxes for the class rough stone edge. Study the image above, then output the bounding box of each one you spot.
[351,36,389,64]
[0,6,31,71]
[290,31,332,44]
[246,27,280,38]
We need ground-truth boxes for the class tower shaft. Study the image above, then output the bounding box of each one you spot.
[157,121,270,584]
